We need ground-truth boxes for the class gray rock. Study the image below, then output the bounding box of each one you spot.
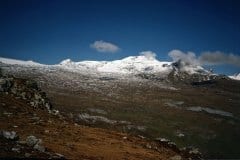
[12,147,20,153]
[34,93,42,100]
[170,155,182,160]
[155,137,170,143]
[10,87,17,94]
[55,153,64,158]
[33,143,45,152]
[26,135,45,152]
[45,102,52,110]
[1,131,18,140]
[18,140,26,145]
[26,135,39,147]
[51,109,60,116]
[20,92,26,99]
[177,133,185,138]
[168,142,177,148]
[146,143,152,149]
[25,153,31,158]
[52,153,65,159]
[189,148,201,155]
[0,78,11,92]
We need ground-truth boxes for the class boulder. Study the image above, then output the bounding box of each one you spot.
[26,135,45,152]
[26,135,39,147]
[0,78,12,92]
[1,131,19,140]
[33,143,45,152]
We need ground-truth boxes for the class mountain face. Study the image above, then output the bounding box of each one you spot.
[0,55,212,78]
[1,56,240,159]
[0,55,230,89]
[59,55,213,76]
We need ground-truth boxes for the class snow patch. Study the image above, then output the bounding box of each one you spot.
[0,57,41,66]
[187,106,233,117]
[229,73,240,81]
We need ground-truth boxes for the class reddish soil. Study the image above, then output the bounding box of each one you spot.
[0,94,182,160]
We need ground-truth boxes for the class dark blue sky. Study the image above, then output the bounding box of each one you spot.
[0,0,240,74]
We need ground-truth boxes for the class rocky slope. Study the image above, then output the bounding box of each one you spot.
[0,75,203,159]
[1,56,240,159]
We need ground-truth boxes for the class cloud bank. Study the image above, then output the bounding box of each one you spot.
[168,50,200,66]
[199,51,240,66]
[90,40,120,53]
[168,50,240,67]
[139,51,157,60]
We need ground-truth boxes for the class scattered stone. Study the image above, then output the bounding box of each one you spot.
[51,109,60,116]
[25,153,31,158]
[167,142,177,148]
[146,143,152,149]
[11,147,20,153]
[33,143,45,152]
[44,130,50,133]
[170,155,182,160]
[0,78,13,92]
[1,131,19,140]
[26,135,45,152]
[45,102,51,110]
[3,111,13,115]
[189,148,201,155]
[34,93,41,100]
[119,120,131,125]
[55,153,65,158]
[88,108,107,115]
[177,133,185,138]
[181,147,202,159]
[20,92,26,99]
[30,116,40,121]
[155,137,170,143]
[122,136,128,140]
[26,136,39,147]
[136,126,146,131]
[126,125,146,131]
[18,140,26,145]
[138,135,145,139]
[78,113,117,124]
[187,106,233,118]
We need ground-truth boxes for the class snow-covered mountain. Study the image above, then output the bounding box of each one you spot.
[229,73,240,81]
[58,56,173,75]
[0,55,211,76]
[0,57,42,66]
[58,55,212,76]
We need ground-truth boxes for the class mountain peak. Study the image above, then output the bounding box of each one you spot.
[59,59,73,65]
[229,73,240,80]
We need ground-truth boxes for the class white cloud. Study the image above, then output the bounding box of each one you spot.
[168,50,200,66]
[199,51,240,66]
[168,49,240,67]
[90,40,120,53]
[139,51,157,60]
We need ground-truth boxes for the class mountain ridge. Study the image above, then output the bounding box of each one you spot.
[1,56,239,82]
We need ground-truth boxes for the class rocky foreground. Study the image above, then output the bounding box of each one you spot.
[0,75,202,159]
[0,74,201,159]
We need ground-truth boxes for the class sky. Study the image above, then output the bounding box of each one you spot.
[0,0,240,75]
